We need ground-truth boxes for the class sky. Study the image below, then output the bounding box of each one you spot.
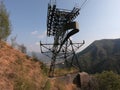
[3,0,120,53]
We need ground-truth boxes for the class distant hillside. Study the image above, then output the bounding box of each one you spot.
[77,39,120,73]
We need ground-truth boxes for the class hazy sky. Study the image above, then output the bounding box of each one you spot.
[4,0,120,52]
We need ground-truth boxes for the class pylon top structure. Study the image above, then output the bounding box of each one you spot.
[47,0,80,37]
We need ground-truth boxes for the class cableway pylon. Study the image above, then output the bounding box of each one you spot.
[40,0,87,77]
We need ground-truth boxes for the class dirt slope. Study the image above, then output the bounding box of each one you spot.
[0,41,47,90]
[0,41,83,90]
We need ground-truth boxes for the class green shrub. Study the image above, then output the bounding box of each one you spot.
[40,62,48,76]
[95,71,120,90]
[44,80,51,90]
[0,1,11,41]
[14,77,36,90]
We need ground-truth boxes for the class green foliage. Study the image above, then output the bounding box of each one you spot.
[77,39,120,74]
[14,77,36,90]
[40,62,48,75]
[0,1,11,41]
[95,71,120,90]
[44,80,51,90]
[19,44,27,53]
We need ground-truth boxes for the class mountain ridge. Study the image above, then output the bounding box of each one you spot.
[77,38,120,73]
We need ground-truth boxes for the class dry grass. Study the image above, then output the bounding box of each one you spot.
[0,41,47,90]
[0,41,82,90]
[54,67,78,76]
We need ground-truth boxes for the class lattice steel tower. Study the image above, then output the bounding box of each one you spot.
[40,0,85,77]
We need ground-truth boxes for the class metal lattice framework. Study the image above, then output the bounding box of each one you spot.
[40,0,85,77]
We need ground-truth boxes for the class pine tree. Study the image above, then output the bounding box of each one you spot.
[0,1,11,41]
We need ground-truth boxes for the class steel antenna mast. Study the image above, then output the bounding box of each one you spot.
[40,0,86,77]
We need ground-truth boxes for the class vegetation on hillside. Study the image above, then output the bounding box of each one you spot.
[1,41,120,90]
[77,39,120,74]
[1,1,120,90]
[0,41,79,90]
[0,1,11,41]
[94,71,120,90]
[0,41,48,90]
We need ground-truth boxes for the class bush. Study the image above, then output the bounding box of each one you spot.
[44,80,51,90]
[95,71,120,90]
[40,62,48,76]
[14,77,36,90]
[0,1,11,41]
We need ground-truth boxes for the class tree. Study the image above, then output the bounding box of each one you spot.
[0,1,11,41]
[19,44,27,53]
